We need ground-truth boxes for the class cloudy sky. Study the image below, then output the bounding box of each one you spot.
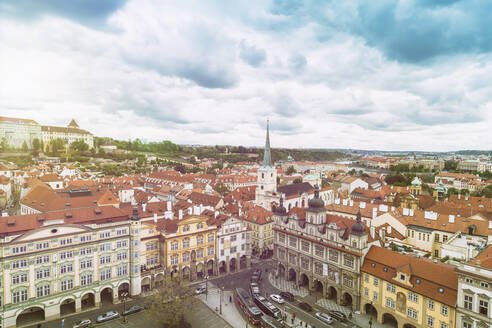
[1,0,492,151]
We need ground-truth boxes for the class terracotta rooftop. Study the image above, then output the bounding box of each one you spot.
[362,246,458,307]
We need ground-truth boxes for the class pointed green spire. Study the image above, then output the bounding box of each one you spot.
[262,120,272,167]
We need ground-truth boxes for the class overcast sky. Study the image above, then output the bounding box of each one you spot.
[1,0,492,151]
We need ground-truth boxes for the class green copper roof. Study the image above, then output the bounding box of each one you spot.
[262,120,272,167]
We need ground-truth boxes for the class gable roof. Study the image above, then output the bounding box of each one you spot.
[278,182,314,197]
[362,246,458,307]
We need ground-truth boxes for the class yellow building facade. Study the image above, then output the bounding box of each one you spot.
[361,246,457,328]
[162,215,217,280]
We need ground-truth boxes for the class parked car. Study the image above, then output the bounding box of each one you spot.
[96,311,120,323]
[315,312,333,324]
[298,302,313,312]
[73,319,91,328]
[195,286,207,295]
[250,282,260,296]
[328,310,348,322]
[279,291,295,301]
[269,294,285,304]
[123,305,142,316]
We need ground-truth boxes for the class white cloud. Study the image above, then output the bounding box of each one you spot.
[0,0,491,151]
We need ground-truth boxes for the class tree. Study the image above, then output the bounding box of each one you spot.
[32,138,40,152]
[70,139,89,152]
[444,160,458,171]
[22,141,28,152]
[144,276,197,328]
[214,182,230,196]
[286,166,296,175]
[0,137,8,152]
[50,138,66,155]
[174,164,186,174]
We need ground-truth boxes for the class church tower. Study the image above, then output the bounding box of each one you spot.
[255,120,277,210]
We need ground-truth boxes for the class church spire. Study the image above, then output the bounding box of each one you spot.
[262,120,272,167]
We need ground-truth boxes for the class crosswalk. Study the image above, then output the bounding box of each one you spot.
[267,272,309,297]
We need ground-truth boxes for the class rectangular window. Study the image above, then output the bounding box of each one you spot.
[60,251,73,260]
[61,279,74,291]
[60,238,73,246]
[364,288,369,297]
[407,308,418,320]
[171,255,179,265]
[208,247,214,256]
[440,323,448,328]
[36,242,50,250]
[99,255,111,265]
[278,233,286,243]
[116,240,128,248]
[208,234,214,242]
[81,274,93,286]
[343,275,353,288]
[435,234,440,242]
[99,231,111,239]
[100,269,111,281]
[373,292,378,301]
[428,300,435,310]
[183,239,190,248]
[408,292,419,303]
[80,259,93,269]
[364,274,369,283]
[116,228,127,236]
[36,268,50,279]
[117,251,127,261]
[301,257,309,270]
[374,278,379,286]
[301,240,310,252]
[427,317,434,327]
[197,249,204,258]
[197,236,204,245]
[12,245,27,254]
[315,245,324,257]
[479,300,488,316]
[12,290,28,303]
[289,236,297,248]
[464,295,473,310]
[170,242,178,250]
[480,282,489,288]
[80,247,92,256]
[182,253,190,262]
[230,235,236,242]
[12,259,27,269]
[36,284,50,297]
[231,246,237,253]
[80,235,92,242]
[99,243,110,252]
[387,283,395,293]
[441,305,448,316]
[36,255,50,265]
[117,265,128,277]
[386,298,395,309]
[146,242,158,250]
[443,235,448,242]
[463,322,472,328]
[13,273,28,284]
[60,263,73,274]
[329,250,338,262]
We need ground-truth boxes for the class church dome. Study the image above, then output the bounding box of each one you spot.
[351,210,366,235]
[308,185,325,209]
[274,197,287,216]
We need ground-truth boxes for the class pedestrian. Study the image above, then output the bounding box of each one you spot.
[229,295,232,303]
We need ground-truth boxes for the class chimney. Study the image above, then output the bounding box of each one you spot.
[142,203,147,213]
[380,227,386,243]
[200,204,203,214]
[449,215,455,223]
[387,225,392,234]
[214,211,219,218]
[167,201,171,211]
[178,210,183,220]
[370,226,375,239]
[153,213,157,224]
[188,207,192,215]
[489,220,492,229]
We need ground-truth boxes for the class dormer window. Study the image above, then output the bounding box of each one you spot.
[400,274,405,281]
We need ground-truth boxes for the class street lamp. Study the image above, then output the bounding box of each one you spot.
[219,286,224,315]
[121,292,128,323]
[205,276,209,301]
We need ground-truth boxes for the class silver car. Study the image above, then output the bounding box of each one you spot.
[269,294,285,304]
[73,319,91,328]
[96,311,120,323]
[315,312,333,324]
